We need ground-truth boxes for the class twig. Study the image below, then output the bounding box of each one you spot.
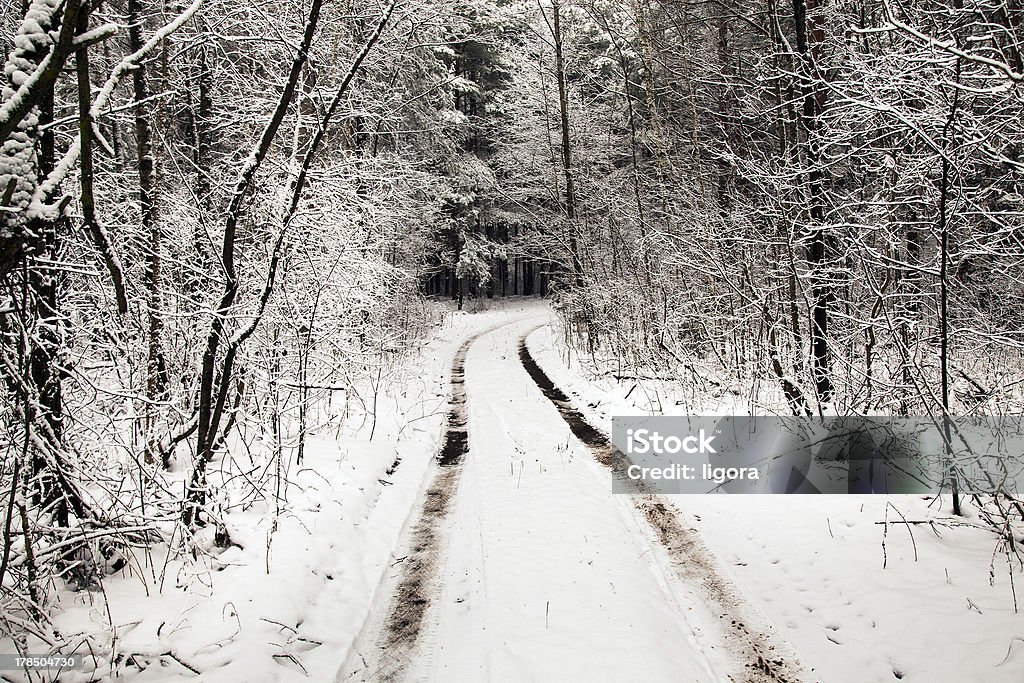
[882,504,888,569]
[165,651,201,676]
[885,502,918,562]
[997,636,1024,666]
[272,652,308,676]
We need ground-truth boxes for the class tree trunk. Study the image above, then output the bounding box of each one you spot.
[28,81,67,527]
[75,11,129,315]
[793,0,832,403]
[938,59,962,516]
[128,0,169,464]
[550,0,584,287]
[194,27,214,265]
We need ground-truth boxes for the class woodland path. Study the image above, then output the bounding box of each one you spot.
[341,309,806,683]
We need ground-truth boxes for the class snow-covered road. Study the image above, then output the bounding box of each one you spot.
[420,315,717,680]
[349,311,802,682]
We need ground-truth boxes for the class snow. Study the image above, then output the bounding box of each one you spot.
[0,301,543,681]
[524,319,1024,683]
[5,300,1020,682]
[72,25,119,49]
[26,0,202,209]
[0,0,59,149]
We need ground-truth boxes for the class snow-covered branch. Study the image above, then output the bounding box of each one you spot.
[32,0,202,209]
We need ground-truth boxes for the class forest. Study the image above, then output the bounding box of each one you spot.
[1,0,1022,680]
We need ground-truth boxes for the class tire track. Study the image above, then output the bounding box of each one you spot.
[361,320,515,681]
[517,326,811,683]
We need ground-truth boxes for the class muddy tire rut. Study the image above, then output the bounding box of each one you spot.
[364,322,503,681]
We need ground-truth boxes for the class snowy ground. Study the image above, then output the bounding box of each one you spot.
[7,299,1022,682]
[343,313,730,681]
[525,319,1024,683]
